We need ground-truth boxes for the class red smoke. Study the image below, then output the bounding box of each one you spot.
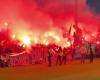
[0,0,99,46]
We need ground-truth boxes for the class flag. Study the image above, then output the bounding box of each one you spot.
[69,24,72,34]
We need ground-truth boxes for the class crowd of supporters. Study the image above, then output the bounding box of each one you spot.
[0,42,99,68]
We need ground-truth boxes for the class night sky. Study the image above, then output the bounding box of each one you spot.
[87,0,100,14]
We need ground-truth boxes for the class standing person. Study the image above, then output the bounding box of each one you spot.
[67,47,72,62]
[56,47,62,65]
[88,43,94,63]
[62,47,67,64]
[47,48,53,67]
[0,55,6,68]
[0,55,3,68]
[80,46,86,64]
[70,46,75,61]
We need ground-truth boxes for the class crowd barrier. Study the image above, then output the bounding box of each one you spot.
[8,50,47,67]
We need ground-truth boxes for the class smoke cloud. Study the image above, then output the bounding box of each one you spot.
[0,0,100,45]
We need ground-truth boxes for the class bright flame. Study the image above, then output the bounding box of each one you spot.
[66,41,71,47]
[33,37,38,44]
[70,26,76,36]
[97,41,100,45]
[12,34,16,39]
[84,34,91,41]
[42,39,49,45]
[4,22,9,27]
[44,31,61,44]
[91,32,97,37]
[22,36,31,46]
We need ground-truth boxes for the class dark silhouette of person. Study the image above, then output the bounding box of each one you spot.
[56,47,62,65]
[62,48,67,64]
[80,46,86,64]
[47,48,53,67]
[88,43,94,63]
